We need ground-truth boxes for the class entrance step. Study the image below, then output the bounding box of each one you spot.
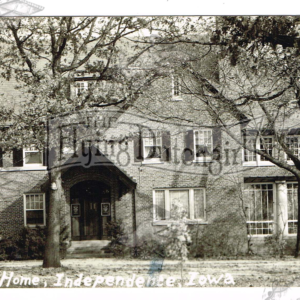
[66,240,113,259]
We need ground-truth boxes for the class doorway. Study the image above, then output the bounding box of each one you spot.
[70,180,111,240]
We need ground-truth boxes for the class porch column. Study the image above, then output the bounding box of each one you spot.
[275,181,288,237]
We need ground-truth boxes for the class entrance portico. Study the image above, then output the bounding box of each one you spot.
[61,160,136,245]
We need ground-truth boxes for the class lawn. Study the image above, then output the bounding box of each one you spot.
[0,257,300,288]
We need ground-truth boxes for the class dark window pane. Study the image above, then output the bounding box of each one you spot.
[194,189,205,219]
[26,210,44,225]
[155,191,165,220]
[25,152,42,164]
[170,190,189,219]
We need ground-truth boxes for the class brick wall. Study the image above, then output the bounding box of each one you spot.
[1,53,299,256]
[0,170,48,239]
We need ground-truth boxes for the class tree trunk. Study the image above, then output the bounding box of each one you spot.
[43,169,62,268]
[294,181,300,258]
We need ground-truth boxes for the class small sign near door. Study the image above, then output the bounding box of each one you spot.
[71,204,81,217]
[101,203,110,216]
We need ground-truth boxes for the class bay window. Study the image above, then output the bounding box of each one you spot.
[244,184,274,235]
[287,183,298,234]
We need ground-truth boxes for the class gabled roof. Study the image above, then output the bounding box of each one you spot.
[61,145,136,188]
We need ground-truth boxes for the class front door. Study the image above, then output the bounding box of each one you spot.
[83,196,100,239]
[70,180,111,240]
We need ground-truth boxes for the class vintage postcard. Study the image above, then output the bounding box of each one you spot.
[0,9,300,300]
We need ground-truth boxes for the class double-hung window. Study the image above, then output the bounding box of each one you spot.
[286,136,300,161]
[24,193,46,226]
[194,129,213,162]
[243,135,274,165]
[172,75,182,100]
[143,131,162,163]
[244,184,274,235]
[75,81,88,96]
[23,146,43,167]
[243,136,256,163]
[287,183,298,234]
[153,188,206,222]
[260,137,273,161]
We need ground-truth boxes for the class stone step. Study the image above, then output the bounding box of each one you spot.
[66,252,114,259]
[69,240,111,248]
[66,240,113,259]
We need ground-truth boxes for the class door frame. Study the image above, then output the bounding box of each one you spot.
[70,180,111,241]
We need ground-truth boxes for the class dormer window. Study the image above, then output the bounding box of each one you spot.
[75,81,88,96]
[172,75,182,100]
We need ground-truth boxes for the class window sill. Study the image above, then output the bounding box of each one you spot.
[25,225,46,228]
[153,220,208,226]
[24,164,46,168]
[258,162,274,166]
[193,160,212,163]
[247,235,272,239]
[243,162,274,167]
[142,161,164,165]
[0,166,47,171]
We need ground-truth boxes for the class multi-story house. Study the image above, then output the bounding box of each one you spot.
[0,36,299,258]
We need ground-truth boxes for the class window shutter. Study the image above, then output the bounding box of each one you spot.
[70,80,77,97]
[0,148,3,168]
[43,148,47,166]
[13,148,23,167]
[133,132,143,162]
[212,127,222,161]
[162,131,171,161]
[184,130,194,162]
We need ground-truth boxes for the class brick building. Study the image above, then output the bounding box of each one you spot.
[0,39,299,258]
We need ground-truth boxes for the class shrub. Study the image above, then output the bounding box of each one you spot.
[106,221,128,257]
[189,221,247,258]
[17,226,46,259]
[164,205,191,261]
[0,237,19,260]
[265,234,286,258]
[0,224,70,261]
[133,240,165,259]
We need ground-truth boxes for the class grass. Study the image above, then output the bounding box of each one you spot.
[0,256,300,288]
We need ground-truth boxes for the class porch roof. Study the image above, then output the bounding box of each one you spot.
[61,146,136,189]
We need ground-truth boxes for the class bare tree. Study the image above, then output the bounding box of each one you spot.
[0,16,195,267]
[128,16,300,257]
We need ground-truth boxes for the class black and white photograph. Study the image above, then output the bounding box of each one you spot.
[1,10,300,300]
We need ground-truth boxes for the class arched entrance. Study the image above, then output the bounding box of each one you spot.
[70,180,111,240]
